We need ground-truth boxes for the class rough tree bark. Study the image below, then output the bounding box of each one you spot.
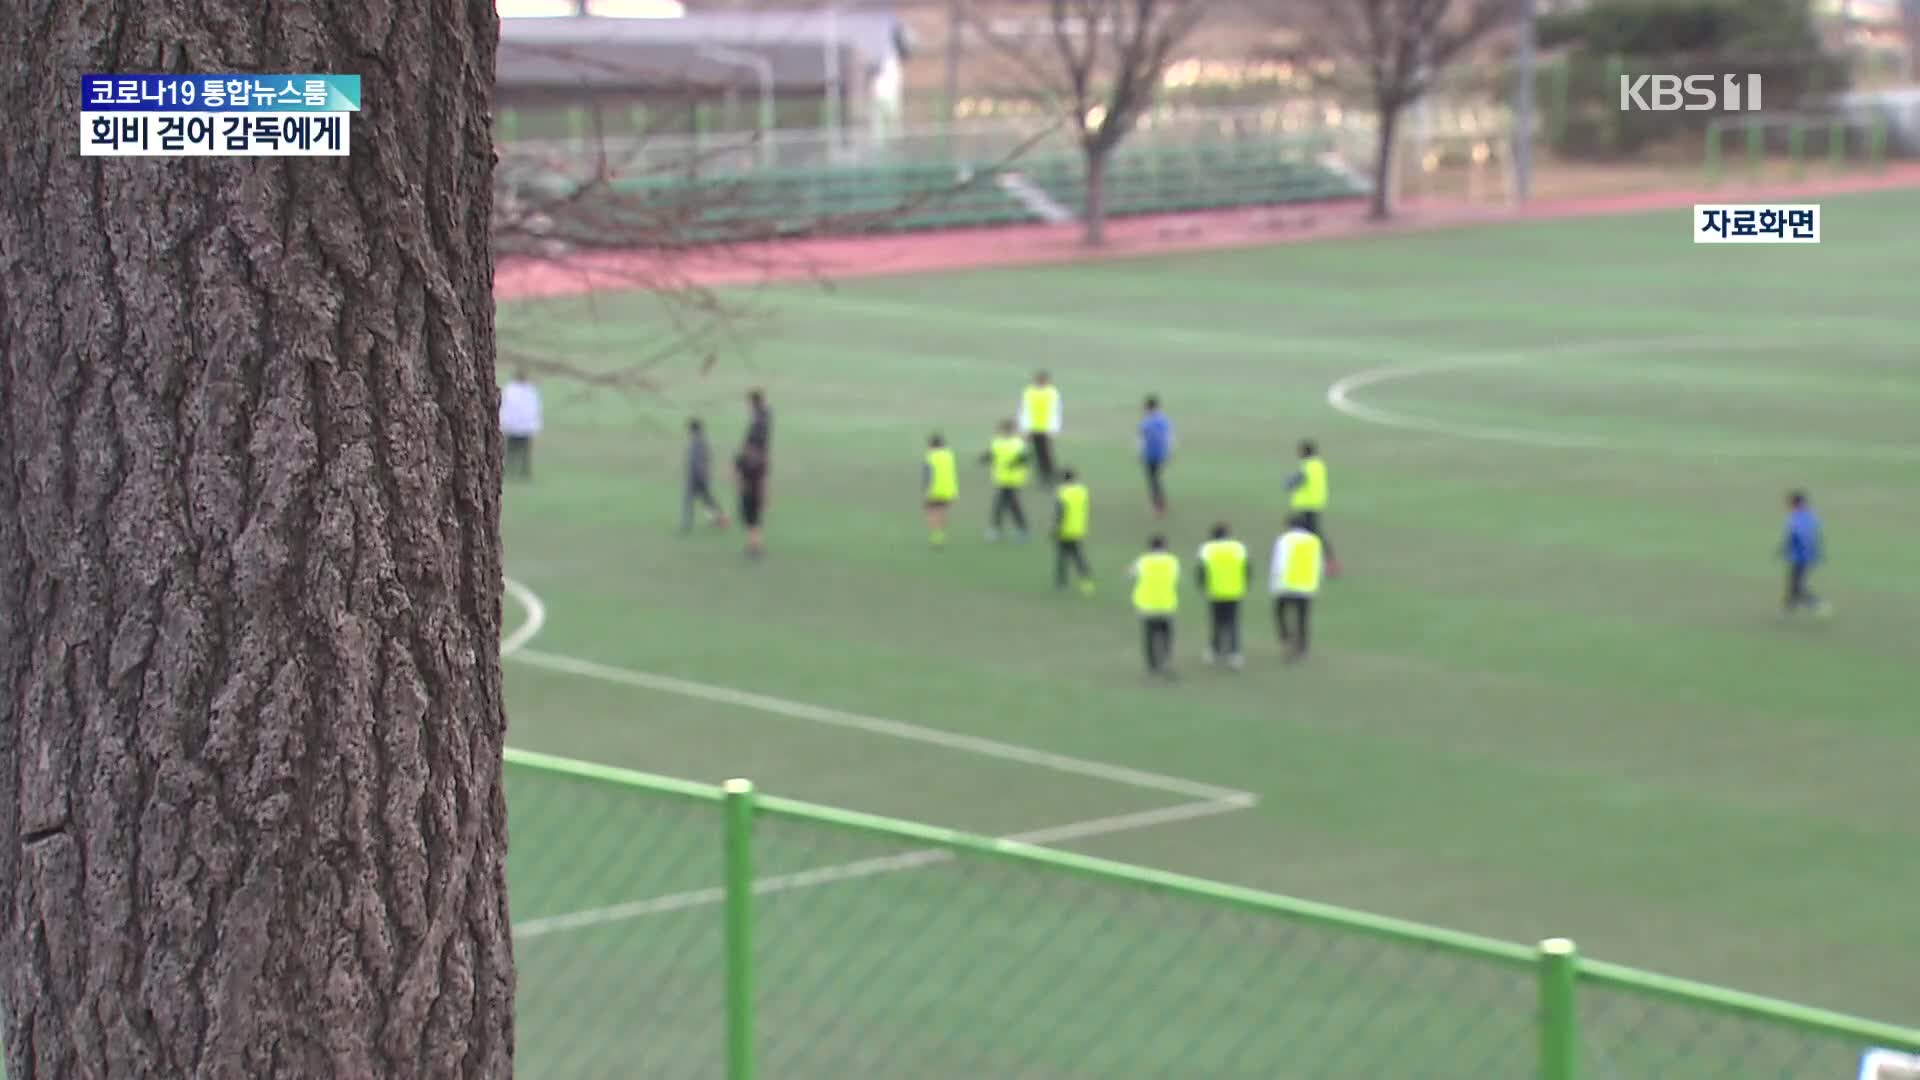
[0,0,514,1076]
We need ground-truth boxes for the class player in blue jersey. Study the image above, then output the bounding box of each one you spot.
[1781,490,1831,617]
[1138,396,1174,519]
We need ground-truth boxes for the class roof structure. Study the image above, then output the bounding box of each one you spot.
[498,12,910,92]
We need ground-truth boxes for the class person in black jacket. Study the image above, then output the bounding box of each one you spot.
[735,444,769,559]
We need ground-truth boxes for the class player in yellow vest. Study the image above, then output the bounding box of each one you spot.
[1286,439,1341,576]
[978,419,1030,542]
[922,433,959,546]
[1196,522,1250,669]
[1052,468,1095,596]
[1129,534,1180,677]
[1018,370,1062,487]
[1270,516,1326,661]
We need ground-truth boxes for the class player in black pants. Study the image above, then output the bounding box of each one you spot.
[1196,523,1249,669]
[1052,470,1094,595]
[735,445,768,559]
[1131,535,1180,678]
[991,487,1028,537]
[1142,616,1174,675]
[1274,594,1311,657]
[1269,517,1326,661]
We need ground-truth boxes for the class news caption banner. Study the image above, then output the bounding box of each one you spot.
[1694,204,1821,245]
[81,74,359,157]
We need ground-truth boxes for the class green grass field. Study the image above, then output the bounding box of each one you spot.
[497,188,1920,1077]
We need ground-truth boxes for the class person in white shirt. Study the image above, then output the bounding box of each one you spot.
[1269,516,1326,662]
[1017,370,1062,487]
[499,370,542,480]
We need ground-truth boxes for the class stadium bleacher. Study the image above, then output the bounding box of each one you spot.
[571,139,1368,241]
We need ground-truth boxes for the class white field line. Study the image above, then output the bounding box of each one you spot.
[501,576,547,658]
[497,581,1259,941]
[1325,335,1920,462]
[512,794,1253,941]
[1324,336,1704,451]
[507,647,1254,805]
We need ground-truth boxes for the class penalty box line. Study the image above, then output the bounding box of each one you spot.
[505,647,1255,806]
[497,582,1256,940]
[513,794,1253,941]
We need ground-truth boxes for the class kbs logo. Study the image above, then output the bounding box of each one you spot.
[1619,73,1763,112]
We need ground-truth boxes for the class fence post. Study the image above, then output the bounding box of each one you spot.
[1802,64,1824,174]
[723,779,758,1080]
[1538,938,1579,1080]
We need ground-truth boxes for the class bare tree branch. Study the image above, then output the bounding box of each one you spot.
[964,0,1215,245]
[1272,0,1518,219]
[491,38,1055,394]
[1051,0,1097,136]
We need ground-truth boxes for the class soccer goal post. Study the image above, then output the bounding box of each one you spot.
[1389,128,1515,210]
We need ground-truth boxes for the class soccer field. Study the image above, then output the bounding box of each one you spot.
[496,188,1920,1075]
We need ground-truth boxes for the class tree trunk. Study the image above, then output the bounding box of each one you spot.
[1083,147,1110,247]
[1370,101,1401,221]
[0,0,514,1076]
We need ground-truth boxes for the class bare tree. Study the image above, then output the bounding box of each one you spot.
[0,0,514,1076]
[1288,0,1518,219]
[974,0,1215,245]
[490,105,787,392]
[490,116,988,394]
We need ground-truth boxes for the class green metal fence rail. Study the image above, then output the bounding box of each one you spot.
[1703,112,1891,186]
[504,748,1920,1079]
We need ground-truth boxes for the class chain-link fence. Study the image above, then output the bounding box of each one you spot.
[745,797,1539,1079]
[506,749,1920,1079]
[1576,968,1911,1080]
[508,755,731,1079]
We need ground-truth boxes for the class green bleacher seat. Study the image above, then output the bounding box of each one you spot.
[552,137,1366,240]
